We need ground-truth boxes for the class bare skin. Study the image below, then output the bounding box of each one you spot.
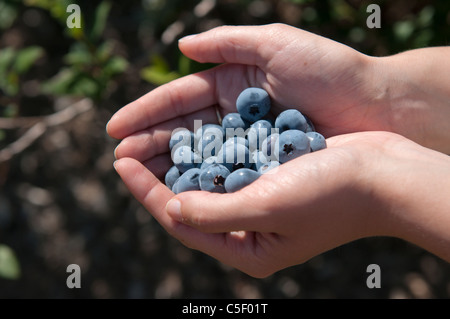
[107,24,450,277]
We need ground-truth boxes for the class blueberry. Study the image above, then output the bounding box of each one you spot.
[224,168,261,193]
[278,129,310,163]
[250,150,269,171]
[275,109,308,133]
[306,132,327,151]
[223,136,249,149]
[222,113,249,130]
[173,168,201,193]
[171,178,180,194]
[165,166,181,190]
[260,133,279,161]
[169,128,195,151]
[197,133,223,158]
[217,143,251,172]
[247,120,272,151]
[236,87,271,123]
[304,114,316,133]
[199,164,231,193]
[172,145,201,173]
[200,156,218,170]
[195,124,225,140]
[258,161,280,174]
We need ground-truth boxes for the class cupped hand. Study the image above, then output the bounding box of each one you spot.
[112,130,450,277]
[107,24,388,142]
[106,24,450,276]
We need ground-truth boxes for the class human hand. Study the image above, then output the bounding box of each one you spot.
[106,23,450,276]
[112,131,450,277]
[107,24,383,143]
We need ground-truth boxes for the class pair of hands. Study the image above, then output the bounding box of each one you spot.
[107,24,450,277]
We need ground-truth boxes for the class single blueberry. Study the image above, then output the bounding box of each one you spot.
[247,120,272,151]
[200,156,218,170]
[306,132,327,151]
[224,168,261,193]
[217,143,251,172]
[172,145,201,173]
[258,161,280,174]
[165,166,181,190]
[236,87,271,123]
[195,124,225,140]
[275,109,308,133]
[174,168,201,193]
[250,150,269,171]
[222,113,249,131]
[169,128,195,151]
[223,136,249,149]
[304,114,316,133]
[278,129,310,163]
[199,164,231,193]
[260,133,280,161]
[197,133,223,158]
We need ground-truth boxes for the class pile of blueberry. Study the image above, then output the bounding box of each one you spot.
[165,87,327,194]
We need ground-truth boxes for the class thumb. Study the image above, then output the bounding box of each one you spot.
[166,188,271,233]
[178,23,292,66]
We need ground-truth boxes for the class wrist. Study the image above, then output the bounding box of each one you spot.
[367,135,450,261]
[368,49,450,154]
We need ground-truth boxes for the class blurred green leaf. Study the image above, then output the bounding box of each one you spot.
[103,56,128,77]
[2,103,19,118]
[41,67,78,95]
[178,54,191,77]
[394,20,415,42]
[0,244,21,280]
[96,41,114,62]
[69,76,98,96]
[13,46,44,74]
[0,47,15,76]
[417,6,434,28]
[141,54,181,86]
[90,1,112,41]
[0,1,19,30]
[141,67,180,86]
[64,44,93,66]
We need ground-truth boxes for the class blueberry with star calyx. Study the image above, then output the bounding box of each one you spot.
[278,129,310,163]
[199,164,231,193]
[236,87,271,123]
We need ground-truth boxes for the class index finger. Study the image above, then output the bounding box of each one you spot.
[106,70,217,140]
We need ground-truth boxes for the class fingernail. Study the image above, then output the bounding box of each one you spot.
[166,198,182,222]
[113,160,118,170]
[113,144,119,160]
[178,34,198,43]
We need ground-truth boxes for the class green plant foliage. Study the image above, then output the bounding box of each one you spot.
[0,0,19,30]
[141,54,181,86]
[141,53,217,86]
[90,1,112,42]
[37,1,128,100]
[0,245,21,280]
[0,46,44,96]
[42,42,128,99]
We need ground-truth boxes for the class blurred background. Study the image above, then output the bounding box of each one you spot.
[0,0,449,298]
